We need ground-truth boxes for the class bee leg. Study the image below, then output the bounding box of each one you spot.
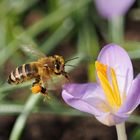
[40,86,46,94]
[31,77,50,99]
[62,71,70,81]
[31,77,42,94]
[40,86,51,100]
[32,77,41,86]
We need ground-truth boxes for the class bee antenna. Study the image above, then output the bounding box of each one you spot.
[65,64,76,68]
[65,57,79,64]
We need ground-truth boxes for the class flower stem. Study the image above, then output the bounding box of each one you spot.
[116,123,127,140]
[109,16,124,44]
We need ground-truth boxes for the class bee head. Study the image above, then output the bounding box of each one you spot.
[53,55,65,75]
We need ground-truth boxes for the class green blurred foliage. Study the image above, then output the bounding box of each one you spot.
[0,0,139,139]
[131,126,140,140]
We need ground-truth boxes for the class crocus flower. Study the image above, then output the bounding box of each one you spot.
[62,44,140,126]
[94,0,135,19]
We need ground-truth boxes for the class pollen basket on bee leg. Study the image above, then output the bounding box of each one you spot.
[31,84,42,94]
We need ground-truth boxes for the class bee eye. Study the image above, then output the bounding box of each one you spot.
[55,63,60,70]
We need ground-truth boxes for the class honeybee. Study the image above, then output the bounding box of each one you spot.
[7,45,71,96]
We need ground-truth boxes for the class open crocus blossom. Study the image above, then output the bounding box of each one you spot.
[62,44,140,126]
[94,0,135,19]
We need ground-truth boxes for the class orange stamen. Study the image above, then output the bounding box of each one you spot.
[95,61,108,79]
[95,61,122,109]
[111,68,121,106]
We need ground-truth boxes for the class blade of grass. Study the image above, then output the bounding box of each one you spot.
[128,49,140,59]
[41,18,74,52]
[9,0,38,14]
[0,39,21,66]
[26,0,91,37]
[123,41,140,59]
[0,103,86,116]
[0,82,30,93]
[77,21,99,81]
[9,94,41,140]
[128,115,140,124]
[0,83,30,101]
[0,104,23,114]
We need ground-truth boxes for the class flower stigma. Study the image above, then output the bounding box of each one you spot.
[95,61,122,111]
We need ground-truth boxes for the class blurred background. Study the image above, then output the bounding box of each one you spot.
[0,0,140,140]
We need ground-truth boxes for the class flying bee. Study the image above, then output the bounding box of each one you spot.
[7,45,77,96]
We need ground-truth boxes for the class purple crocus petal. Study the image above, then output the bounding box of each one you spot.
[62,83,109,116]
[119,74,140,114]
[97,44,133,96]
[95,112,129,126]
[95,0,135,19]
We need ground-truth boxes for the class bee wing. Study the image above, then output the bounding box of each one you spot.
[42,75,67,91]
[21,44,46,58]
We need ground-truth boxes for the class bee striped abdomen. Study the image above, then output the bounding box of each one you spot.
[8,63,38,84]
